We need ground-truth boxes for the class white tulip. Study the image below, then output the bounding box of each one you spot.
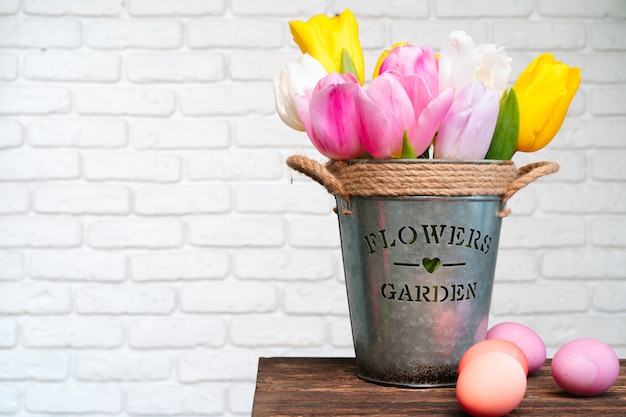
[273,53,327,131]
[439,31,511,98]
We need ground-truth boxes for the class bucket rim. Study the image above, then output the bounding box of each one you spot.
[339,159,514,166]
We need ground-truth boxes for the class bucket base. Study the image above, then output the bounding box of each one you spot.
[356,362,458,388]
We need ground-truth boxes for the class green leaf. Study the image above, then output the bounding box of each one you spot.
[340,48,359,79]
[400,130,417,159]
[485,88,520,160]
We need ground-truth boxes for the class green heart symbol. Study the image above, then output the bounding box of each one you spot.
[422,257,441,273]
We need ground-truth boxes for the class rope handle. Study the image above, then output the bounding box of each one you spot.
[286,155,349,200]
[497,161,559,217]
[286,155,559,217]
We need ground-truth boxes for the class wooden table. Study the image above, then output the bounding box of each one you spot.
[252,357,626,416]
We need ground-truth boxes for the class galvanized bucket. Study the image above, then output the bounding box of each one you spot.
[336,194,501,386]
[286,156,558,387]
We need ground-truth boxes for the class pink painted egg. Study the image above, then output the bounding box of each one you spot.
[551,338,620,397]
[487,322,546,372]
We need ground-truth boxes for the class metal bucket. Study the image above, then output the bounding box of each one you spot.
[336,194,503,387]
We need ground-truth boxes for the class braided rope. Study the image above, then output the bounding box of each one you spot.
[287,155,559,217]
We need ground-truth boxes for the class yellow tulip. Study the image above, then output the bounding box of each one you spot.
[513,53,581,152]
[289,9,365,84]
[372,42,408,79]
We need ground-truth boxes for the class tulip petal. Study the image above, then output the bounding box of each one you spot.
[411,87,455,156]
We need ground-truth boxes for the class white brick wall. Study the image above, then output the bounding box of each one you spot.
[0,0,624,415]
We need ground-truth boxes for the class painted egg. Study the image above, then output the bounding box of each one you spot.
[551,338,620,397]
[456,351,527,417]
[459,338,529,375]
[487,322,546,372]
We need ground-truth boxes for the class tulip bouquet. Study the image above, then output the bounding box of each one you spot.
[274,9,581,162]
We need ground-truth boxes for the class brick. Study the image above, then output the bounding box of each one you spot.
[129,0,224,15]
[128,317,226,348]
[230,50,299,81]
[592,20,626,50]
[0,319,16,347]
[591,217,626,246]
[22,317,123,348]
[127,52,223,82]
[330,318,353,348]
[135,185,231,214]
[539,0,626,17]
[335,0,430,17]
[0,119,21,148]
[228,382,256,414]
[591,86,626,115]
[391,21,488,51]
[436,0,532,16]
[556,118,626,148]
[0,283,71,314]
[75,351,172,381]
[28,118,127,148]
[87,218,184,249]
[0,53,17,80]
[548,52,626,84]
[76,284,175,314]
[493,250,539,282]
[180,281,277,313]
[179,83,274,116]
[24,0,121,16]
[75,87,175,116]
[592,150,626,180]
[0,86,71,115]
[86,20,182,49]
[0,150,79,180]
[0,252,23,280]
[0,184,29,214]
[234,249,335,281]
[24,382,122,414]
[235,116,314,148]
[83,151,180,182]
[0,217,82,248]
[0,0,18,14]
[127,383,223,415]
[0,351,68,380]
[231,0,321,16]
[493,21,587,50]
[532,315,626,348]
[499,218,586,249]
[283,282,349,315]
[34,184,130,214]
[24,52,120,82]
[133,119,229,149]
[0,384,19,414]
[188,217,284,247]
[592,282,626,312]
[187,151,283,181]
[188,18,282,48]
[237,184,334,214]
[230,316,326,347]
[542,248,626,279]
[130,250,229,281]
[0,17,81,48]
[540,183,626,214]
[491,283,589,315]
[178,350,259,381]
[288,217,341,248]
[29,250,126,281]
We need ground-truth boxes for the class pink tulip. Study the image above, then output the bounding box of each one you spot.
[295,72,366,160]
[398,75,455,156]
[356,73,416,159]
[378,45,439,98]
[434,80,500,160]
